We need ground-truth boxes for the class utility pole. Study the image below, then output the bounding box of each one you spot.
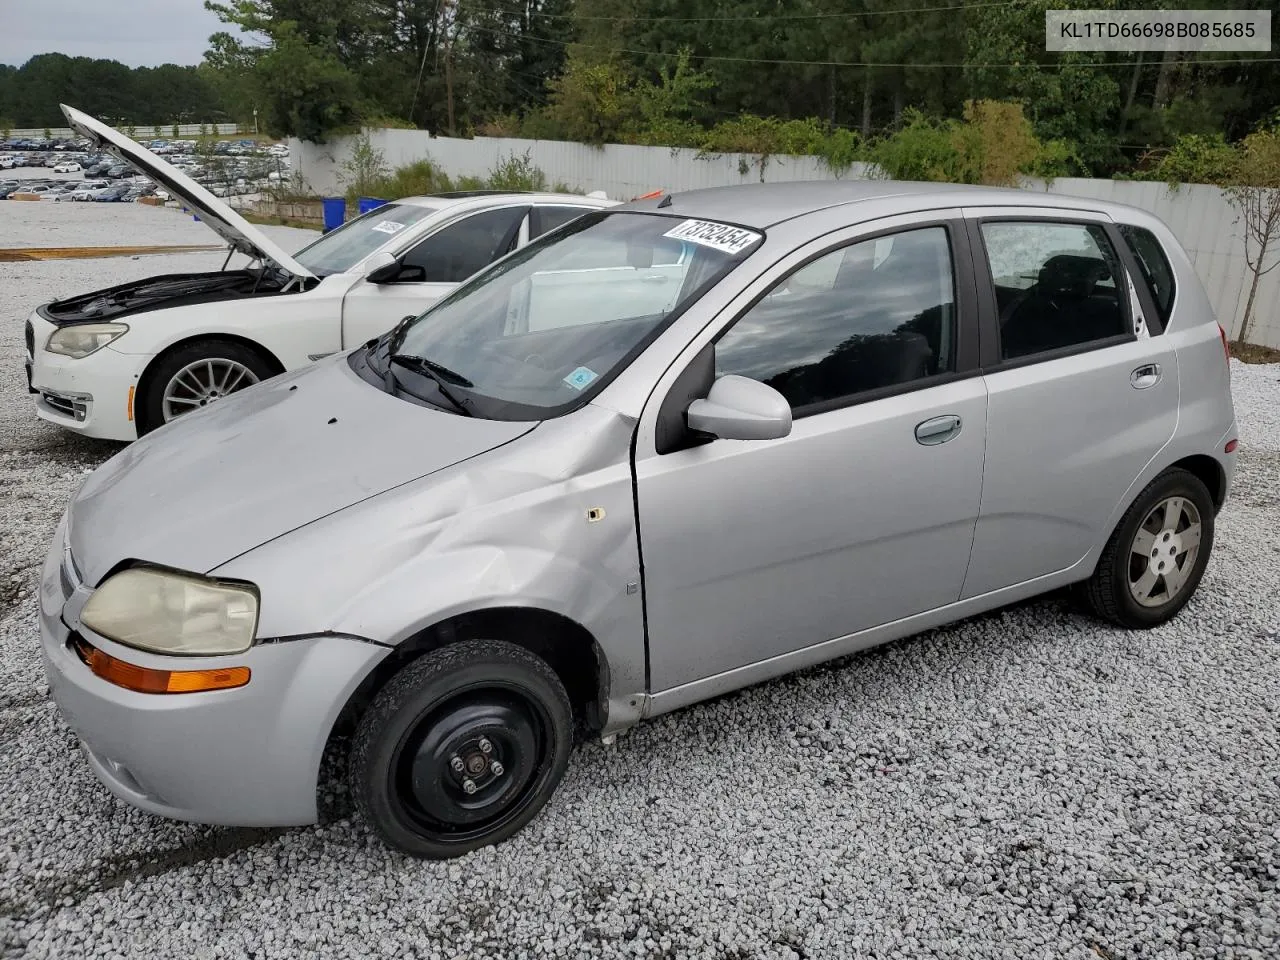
[443,0,457,136]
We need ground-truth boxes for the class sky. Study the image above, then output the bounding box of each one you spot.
[2,0,230,67]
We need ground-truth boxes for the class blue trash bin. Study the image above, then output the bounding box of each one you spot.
[358,196,389,215]
[321,197,347,233]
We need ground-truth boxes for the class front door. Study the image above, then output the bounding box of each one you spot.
[634,220,989,693]
[340,205,528,348]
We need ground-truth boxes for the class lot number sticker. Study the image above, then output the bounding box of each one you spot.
[661,219,760,255]
[371,220,408,235]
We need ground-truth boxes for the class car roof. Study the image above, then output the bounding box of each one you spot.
[396,192,614,211]
[619,180,1142,229]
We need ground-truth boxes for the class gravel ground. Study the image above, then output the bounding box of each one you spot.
[1,201,1278,959]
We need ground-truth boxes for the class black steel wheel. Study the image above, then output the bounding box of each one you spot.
[351,639,573,858]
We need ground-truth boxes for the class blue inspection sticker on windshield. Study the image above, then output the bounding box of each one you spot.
[563,366,598,391]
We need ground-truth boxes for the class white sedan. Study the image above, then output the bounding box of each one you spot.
[53,161,82,173]
[25,105,615,442]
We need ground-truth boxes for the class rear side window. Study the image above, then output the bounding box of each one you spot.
[1118,224,1176,325]
[980,221,1129,361]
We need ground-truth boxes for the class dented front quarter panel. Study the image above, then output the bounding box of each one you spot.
[212,403,648,735]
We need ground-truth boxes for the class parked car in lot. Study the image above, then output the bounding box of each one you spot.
[53,161,82,173]
[25,105,614,442]
[67,180,111,201]
[92,183,132,202]
[37,176,1237,858]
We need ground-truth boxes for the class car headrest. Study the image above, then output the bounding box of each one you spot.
[1037,254,1110,298]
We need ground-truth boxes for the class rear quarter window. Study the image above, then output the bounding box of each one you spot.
[1118,225,1176,325]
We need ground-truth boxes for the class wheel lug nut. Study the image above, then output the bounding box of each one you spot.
[462,778,478,795]
[450,756,464,773]
[490,761,504,776]
[479,738,492,754]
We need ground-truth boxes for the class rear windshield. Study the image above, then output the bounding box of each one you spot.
[1118,224,1176,324]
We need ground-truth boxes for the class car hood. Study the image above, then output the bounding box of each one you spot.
[60,104,315,283]
[66,358,535,585]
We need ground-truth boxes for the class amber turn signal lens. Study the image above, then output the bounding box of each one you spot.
[72,636,249,694]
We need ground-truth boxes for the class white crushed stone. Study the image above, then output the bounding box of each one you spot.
[0,200,1277,959]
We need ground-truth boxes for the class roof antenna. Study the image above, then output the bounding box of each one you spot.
[657,194,672,208]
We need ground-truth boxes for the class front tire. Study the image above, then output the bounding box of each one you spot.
[1082,467,1215,628]
[139,339,274,435]
[351,640,573,859]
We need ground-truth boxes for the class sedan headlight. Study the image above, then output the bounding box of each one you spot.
[45,323,129,359]
[80,567,259,656]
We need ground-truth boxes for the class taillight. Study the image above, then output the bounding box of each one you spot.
[1218,324,1230,362]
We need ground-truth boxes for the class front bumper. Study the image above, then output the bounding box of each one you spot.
[38,522,390,827]
[26,311,141,442]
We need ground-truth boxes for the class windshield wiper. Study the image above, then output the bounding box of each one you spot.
[388,354,473,416]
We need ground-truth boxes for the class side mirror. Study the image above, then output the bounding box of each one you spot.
[364,251,401,284]
[686,375,792,441]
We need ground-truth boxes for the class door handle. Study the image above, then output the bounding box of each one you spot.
[915,414,962,446]
[1130,363,1162,389]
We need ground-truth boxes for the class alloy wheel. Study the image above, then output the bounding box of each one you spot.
[161,358,260,422]
[1127,495,1203,608]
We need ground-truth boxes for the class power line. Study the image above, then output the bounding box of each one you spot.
[463,25,1280,70]
[520,1,1018,22]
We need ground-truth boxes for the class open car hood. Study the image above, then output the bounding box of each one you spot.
[60,104,315,282]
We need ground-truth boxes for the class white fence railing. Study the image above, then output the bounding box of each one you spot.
[292,130,1280,349]
[5,123,242,140]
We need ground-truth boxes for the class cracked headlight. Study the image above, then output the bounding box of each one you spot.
[46,323,128,358]
[81,567,259,656]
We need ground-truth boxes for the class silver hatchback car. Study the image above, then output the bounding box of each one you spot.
[39,182,1237,857]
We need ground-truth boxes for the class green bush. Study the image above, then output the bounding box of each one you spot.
[336,151,567,201]
[1151,133,1238,187]
[487,150,548,191]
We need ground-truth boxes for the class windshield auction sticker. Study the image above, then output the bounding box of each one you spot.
[371,220,408,235]
[662,219,761,256]
[1046,10,1270,51]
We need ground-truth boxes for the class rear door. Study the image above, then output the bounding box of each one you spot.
[961,208,1178,598]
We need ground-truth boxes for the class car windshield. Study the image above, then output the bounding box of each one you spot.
[293,202,440,276]
[386,210,763,419]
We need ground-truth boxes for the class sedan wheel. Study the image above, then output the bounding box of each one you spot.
[139,339,275,435]
[161,358,260,421]
[352,639,573,858]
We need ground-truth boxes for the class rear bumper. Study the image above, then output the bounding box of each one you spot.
[1216,421,1239,511]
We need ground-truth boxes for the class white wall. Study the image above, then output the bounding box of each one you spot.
[292,130,1280,348]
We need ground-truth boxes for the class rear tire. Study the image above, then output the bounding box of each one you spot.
[351,640,573,859]
[139,339,274,435]
[1082,467,1215,628]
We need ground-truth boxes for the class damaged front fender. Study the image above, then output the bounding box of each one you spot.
[213,403,649,734]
